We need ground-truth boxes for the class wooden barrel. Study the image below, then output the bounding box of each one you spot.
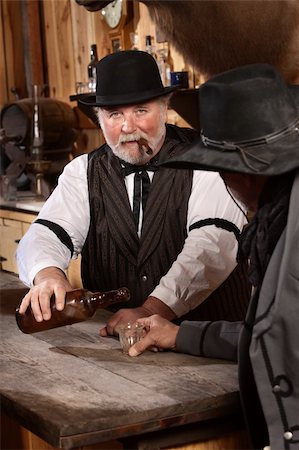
[0,98,78,150]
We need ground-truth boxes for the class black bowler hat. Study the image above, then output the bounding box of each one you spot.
[79,50,176,107]
[163,64,299,175]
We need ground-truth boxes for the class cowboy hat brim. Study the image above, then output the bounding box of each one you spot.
[162,84,299,176]
[79,86,177,107]
[162,128,299,175]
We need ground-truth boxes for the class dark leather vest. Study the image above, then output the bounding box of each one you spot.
[81,125,195,308]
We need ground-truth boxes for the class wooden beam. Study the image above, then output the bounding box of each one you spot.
[20,0,45,93]
[0,0,27,102]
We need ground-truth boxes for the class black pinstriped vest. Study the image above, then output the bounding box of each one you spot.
[81,124,251,318]
[81,125,195,308]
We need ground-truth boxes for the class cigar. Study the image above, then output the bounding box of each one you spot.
[138,138,153,155]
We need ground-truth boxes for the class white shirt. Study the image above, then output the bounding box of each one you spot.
[16,154,247,317]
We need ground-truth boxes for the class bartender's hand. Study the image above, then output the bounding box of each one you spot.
[18,267,73,321]
[128,315,179,356]
[99,296,177,337]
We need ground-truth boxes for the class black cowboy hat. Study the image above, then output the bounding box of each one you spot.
[163,64,299,175]
[79,50,176,107]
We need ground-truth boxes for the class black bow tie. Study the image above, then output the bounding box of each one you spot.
[121,160,159,177]
[120,159,159,232]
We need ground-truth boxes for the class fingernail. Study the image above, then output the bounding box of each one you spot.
[56,303,64,311]
[129,348,138,357]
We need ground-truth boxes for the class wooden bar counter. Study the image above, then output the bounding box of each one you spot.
[0,277,250,450]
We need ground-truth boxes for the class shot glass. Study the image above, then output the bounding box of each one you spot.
[118,322,144,354]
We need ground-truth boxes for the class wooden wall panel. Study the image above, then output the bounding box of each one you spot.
[69,1,111,90]
[0,0,196,138]
[70,2,95,91]
[20,0,45,91]
[90,8,111,60]
[0,0,27,107]
[0,2,8,109]
[0,0,197,108]
[42,0,76,102]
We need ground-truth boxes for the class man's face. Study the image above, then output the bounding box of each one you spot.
[96,99,168,165]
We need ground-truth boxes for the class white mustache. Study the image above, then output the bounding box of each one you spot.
[119,133,146,143]
[118,134,153,155]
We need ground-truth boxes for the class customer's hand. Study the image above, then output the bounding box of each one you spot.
[18,267,72,321]
[99,295,177,337]
[99,306,152,337]
[128,314,179,356]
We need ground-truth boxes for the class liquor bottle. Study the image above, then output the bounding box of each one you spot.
[87,44,98,92]
[16,287,130,334]
[145,35,156,59]
[31,84,44,162]
[157,48,171,86]
[130,32,139,50]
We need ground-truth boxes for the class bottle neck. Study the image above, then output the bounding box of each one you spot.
[88,287,130,309]
[145,36,156,58]
[90,45,98,61]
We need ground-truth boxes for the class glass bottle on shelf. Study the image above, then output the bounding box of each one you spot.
[145,35,156,59]
[87,44,98,92]
[130,32,139,50]
[16,287,130,334]
[31,84,44,162]
[157,48,171,86]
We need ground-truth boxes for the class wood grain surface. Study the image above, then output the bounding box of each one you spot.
[0,282,241,449]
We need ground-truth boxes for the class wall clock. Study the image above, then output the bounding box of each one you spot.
[102,0,124,29]
[101,0,133,53]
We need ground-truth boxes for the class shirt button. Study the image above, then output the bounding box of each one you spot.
[272,384,281,393]
[141,275,147,282]
[283,431,293,441]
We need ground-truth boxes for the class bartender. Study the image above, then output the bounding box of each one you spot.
[16,50,248,336]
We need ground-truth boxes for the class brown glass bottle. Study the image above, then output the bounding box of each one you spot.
[87,43,98,92]
[15,287,130,334]
[145,35,155,59]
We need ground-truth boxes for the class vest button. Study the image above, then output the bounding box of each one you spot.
[141,275,147,282]
[283,431,293,441]
[272,384,281,393]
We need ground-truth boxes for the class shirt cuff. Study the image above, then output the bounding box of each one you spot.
[27,260,68,286]
[150,285,191,317]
